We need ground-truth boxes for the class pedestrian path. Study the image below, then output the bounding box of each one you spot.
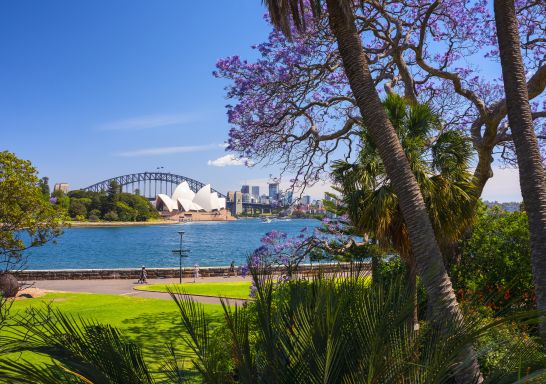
[29,277,250,305]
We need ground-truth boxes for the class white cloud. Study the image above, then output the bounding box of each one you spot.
[208,154,252,167]
[98,113,198,131]
[116,144,219,157]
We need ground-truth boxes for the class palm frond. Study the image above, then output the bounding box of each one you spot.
[0,308,154,384]
[168,287,233,383]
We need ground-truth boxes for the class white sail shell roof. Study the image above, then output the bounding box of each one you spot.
[190,202,204,211]
[156,182,226,213]
[210,193,220,211]
[177,198,192,212]
[172,182,189,202]
[156,194,178,212]
[193,185,214,211]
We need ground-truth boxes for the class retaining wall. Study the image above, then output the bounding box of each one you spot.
[13,263,369,281]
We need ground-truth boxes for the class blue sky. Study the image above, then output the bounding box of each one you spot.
[0,1,521,201]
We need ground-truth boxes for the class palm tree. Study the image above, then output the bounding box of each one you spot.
[331,94,475,329]
[263,2,483,379]
[493,0,546,349]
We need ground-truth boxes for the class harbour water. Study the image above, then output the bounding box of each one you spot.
[23,219,320,270]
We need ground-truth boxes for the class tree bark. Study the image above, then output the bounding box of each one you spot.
[494,0,546,349]
[324,1,483,382]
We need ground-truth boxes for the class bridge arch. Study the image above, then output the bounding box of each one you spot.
[81,172,226,199]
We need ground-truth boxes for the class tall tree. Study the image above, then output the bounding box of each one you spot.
[332,94,475,329]
[104,180,121,214]
[494,0,546,348]
[0,151,65,319]
[262,1,482,381]
[0,151,65,271]
[218,1,545,199]
[38,177,50,200]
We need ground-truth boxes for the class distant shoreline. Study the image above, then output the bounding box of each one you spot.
[67,220,178,228]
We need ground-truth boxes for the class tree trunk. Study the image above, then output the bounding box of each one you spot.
[494,0,546,349]
[324,1,483,382]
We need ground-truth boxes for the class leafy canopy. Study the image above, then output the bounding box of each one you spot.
[0,151,65,269]
[331,94,475,256]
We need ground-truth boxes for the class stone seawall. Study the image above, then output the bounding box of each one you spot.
[13,263,369,281]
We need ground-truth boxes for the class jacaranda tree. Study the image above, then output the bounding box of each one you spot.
[216,1,545,197]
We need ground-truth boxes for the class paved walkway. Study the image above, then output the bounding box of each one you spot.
[26,276,251,305]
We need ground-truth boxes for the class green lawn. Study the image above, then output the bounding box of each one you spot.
[135,281,253,299]
[2,292,224,374]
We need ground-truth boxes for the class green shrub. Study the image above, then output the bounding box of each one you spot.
[451,206,534,313]
[103,210,119,221]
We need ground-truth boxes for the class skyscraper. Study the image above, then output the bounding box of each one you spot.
[53,183,70,194]
[268,182,279,200]
[241,185,250,194]
[284,191,293,206]
[251,185,260,198]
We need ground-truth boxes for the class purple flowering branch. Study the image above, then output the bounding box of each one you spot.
[247,217,367,277]
[216,1,545,197]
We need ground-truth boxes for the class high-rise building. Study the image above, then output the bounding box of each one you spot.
[268,182,279,200]
[241,185,250,194]
[301,195,311,205]
[227,191,243,215]
[251,186,260,198]
[281,191,293,206]
[53,183,70,194]
[242,193,251,203]
[286,191,293,205]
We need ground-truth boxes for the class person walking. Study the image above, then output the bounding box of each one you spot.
[138,266,147,284]
[193,264,200,283]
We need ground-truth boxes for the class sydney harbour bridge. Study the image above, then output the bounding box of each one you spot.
[81,171,270,213]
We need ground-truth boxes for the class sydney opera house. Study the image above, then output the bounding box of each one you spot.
[155,182,232,221]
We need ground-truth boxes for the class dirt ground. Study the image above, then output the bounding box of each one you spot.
[15,287,49,300]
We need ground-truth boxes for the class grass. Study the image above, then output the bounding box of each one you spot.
[134,281,253,299]
[1,292,225,376]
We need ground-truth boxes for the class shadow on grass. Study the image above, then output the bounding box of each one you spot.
[119,306,226,378]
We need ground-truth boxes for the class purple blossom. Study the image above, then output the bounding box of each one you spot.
[240,264,249,278]
[249,283,257,298]
[215,1,546,173]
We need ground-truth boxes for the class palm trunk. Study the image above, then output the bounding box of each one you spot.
[494,0,546,349]
[324,1,483,381]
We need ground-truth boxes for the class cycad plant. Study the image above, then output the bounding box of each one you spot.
[0,268,544,383]
[173,265,546,384]
[331,94,475,327]
[0,309,158,383]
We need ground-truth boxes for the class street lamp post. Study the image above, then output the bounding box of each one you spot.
[172,230,189,283]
